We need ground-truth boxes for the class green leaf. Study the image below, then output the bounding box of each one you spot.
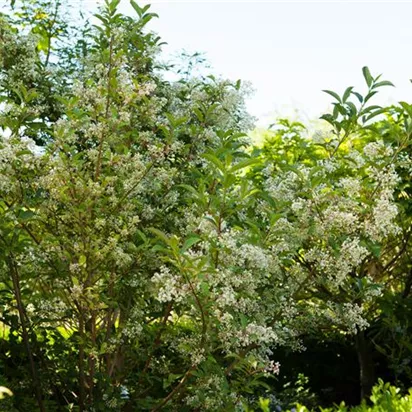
[332,104,340,119]
[373,80,395,88]
[342,86,353,103]
[361,105,382,114]
[130,0,143,16]
[177,184,200,196]
[352,91,363,103]
[320,113,336,127]
[141,4,151,14]
[193,107,204,122]
[151,244,168,253]
[149,228,170,245]
[15,150,32,156]
[362,66,373,87]
[322,89,342,103]
[71,276,79,286]
[109,0,121,13]
[202,153,225,173]
[346,102,357,116]
[200,281,210,295]
[240,313,248,328]
[364,90,378,103]
[364,108,387,122]
[0,386,13,399]
[400,101,412,117]
[181,236,202,253]
[258,398,270,412]
[19,210,35,220]
[141,14,158,26]
[163,373,182,389]
[136,230,147,243]
[230,157,260,173]
[79,255,87,266]
[336,104,347,116]
[94,13,109,25]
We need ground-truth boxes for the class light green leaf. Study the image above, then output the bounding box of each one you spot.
[0,386,12,399]
[130,0,142,16]
[373,80,395,88]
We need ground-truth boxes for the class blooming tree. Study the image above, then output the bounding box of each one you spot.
[1,1,412,411]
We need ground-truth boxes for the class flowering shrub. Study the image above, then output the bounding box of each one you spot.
[1,1,412,411]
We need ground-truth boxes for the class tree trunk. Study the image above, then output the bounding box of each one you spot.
[78,310,86,412]
[8,256,46,412]
[354,329,375,400]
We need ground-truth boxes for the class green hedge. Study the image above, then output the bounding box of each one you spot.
[254,380,412,412]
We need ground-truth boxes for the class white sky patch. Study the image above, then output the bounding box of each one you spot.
[45,1,412,126]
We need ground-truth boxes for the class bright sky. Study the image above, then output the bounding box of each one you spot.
[85,1,412,126]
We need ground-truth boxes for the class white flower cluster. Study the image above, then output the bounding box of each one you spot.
[152,266,186,303]
[364,165,400,241]
[327,302,369,334]
[338,177,362,198]
[184,374,226,410]
[0,136,37,194]
[264,360,281,375]
[241,323,278,346]
[321,206,359,235]
[305,238,369,287]
[363,140,393,160]
[265,171,300,202]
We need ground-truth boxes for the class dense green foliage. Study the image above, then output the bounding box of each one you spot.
[287,381,412,412]
[249,381,412,412]
[1,0,412,411]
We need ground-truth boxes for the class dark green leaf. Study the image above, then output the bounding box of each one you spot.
[320,113,336,126]
[352,91,363,103]
[362,66,373,87]
[342,86,353,103]
[364,91,378,103]
[19,210,35,220]
[322,90,342,103]
[333,104,340,119]
[346,102,357,116]
[181,236,202,253]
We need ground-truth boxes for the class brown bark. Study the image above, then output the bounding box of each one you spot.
[87,311,97,404]
[354,329,375,400]
[78,310,86,411]
[8,256,46,412]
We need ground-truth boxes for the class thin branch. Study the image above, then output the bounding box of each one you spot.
[150,365,196,412]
